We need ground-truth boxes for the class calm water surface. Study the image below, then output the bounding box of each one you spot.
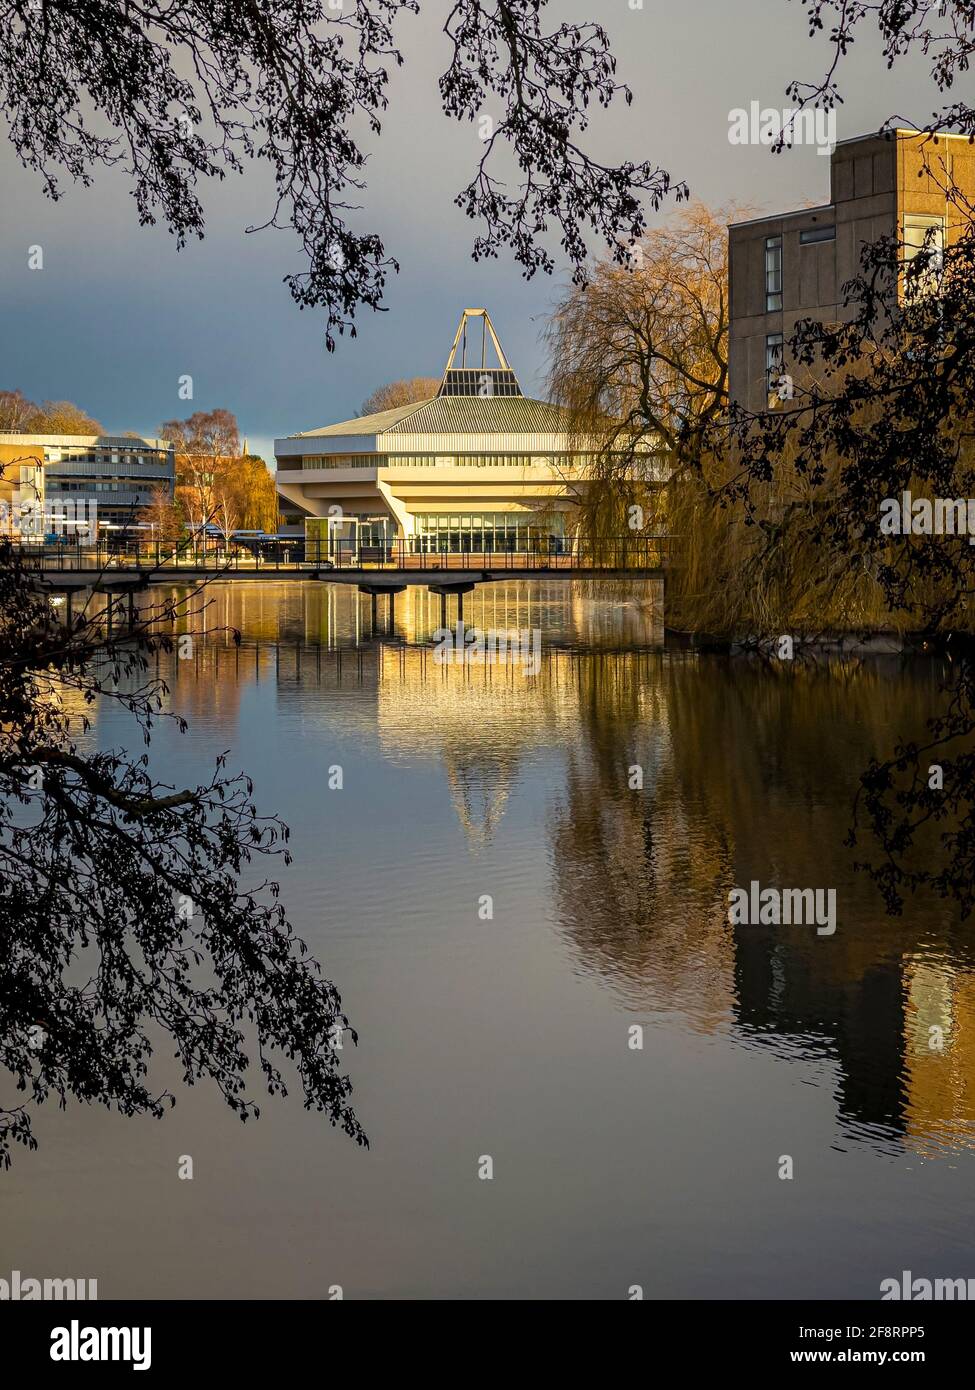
[3,579,974,1299]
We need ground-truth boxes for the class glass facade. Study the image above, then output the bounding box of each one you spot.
[440,368,522,396]
[305,512,568,555]
[408,512,566,553]
[35,440,176,529]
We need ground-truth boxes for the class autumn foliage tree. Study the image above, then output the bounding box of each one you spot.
[0,390,102,435]
[162,411,278,540]
[359,377,440,416]
[233,455,280,534]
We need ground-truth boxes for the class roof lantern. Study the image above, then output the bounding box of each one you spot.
[437,309,524,399]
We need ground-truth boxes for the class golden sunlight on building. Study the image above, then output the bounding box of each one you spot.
[275,308,660,552]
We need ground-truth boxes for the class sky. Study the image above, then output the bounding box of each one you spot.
[0,0,939,465]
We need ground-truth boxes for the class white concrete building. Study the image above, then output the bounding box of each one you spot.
[275,309,640,556]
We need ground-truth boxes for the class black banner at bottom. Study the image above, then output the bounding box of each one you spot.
[0,1298,968,1373]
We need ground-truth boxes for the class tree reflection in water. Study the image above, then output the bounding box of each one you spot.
[169,580,975,1156]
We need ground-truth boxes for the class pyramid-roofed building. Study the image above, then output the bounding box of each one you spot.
[275,309,656,555]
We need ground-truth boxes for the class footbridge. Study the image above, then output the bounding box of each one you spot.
[14,536,668,623]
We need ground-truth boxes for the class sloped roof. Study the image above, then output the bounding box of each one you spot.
[293,394,575,441]
[287,310,588,444]
[295,400,431,439]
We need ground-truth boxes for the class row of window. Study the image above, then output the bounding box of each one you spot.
[764,216,944,312]
[46,452,169,466]
[765,229,837,311]
[301,455,375,469]
[47,480,159,493]
[764,214,947,391]
[298,453,586,470]
[409,513,565,552]
[411,512,566,533]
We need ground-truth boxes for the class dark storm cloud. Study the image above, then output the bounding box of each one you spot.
[0,0,934,461]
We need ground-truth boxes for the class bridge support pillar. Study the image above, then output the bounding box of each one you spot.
[357,583,407,637]
[428,581,476,628]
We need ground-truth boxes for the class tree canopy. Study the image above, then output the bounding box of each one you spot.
[0,0,683,351]
[163,408,278,536]
[359,377,440,416]
[0,390,102,435]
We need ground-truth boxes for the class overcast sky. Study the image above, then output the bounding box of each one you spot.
[0,0,938,463]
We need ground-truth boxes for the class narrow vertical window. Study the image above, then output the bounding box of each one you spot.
[765,333,784,395]
[765,235,783,311]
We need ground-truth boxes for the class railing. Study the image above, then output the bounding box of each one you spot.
[8,535,670,574]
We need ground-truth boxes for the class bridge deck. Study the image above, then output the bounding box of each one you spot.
[30,566,664,590]
[16,540,668,589]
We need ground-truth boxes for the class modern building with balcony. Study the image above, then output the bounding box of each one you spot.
[0,432,175,535]
[275,309,652,555]
[728,129,975,413]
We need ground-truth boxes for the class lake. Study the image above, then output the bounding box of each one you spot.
[3,578,973,1299]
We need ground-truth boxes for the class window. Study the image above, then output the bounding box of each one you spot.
[800,225,836,244]
[903,214,945,298]
[903,214,944,262]
[765,235,783,311]
[765,333,784,394]
[440,368,521,397]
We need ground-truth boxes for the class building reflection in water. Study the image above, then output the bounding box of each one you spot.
[157,578,975,1158]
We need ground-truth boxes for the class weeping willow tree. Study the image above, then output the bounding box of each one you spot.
[660,433,905,639]
[544,201,902,634]
[544,202,732,559]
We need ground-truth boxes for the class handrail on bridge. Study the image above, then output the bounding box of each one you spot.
[8,535,670,575]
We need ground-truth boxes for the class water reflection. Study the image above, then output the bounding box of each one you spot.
[154,579,975,1163]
